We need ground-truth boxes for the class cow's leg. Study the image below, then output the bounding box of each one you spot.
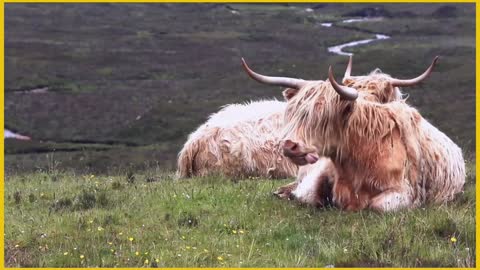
[332,180,370,211]
[369,188,412,212]
[273,181,298,199]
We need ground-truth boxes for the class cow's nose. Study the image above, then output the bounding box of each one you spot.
[289,192,296,201]
[283,139,297,152]
[283,140,298,158]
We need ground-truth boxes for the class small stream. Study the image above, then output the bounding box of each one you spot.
[5,129,31,140]
[322,17,391,56]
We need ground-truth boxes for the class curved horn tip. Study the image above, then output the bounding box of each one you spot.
[344,55,353,78]
[241,57,248,68]
[241,58,254,77]
[328,65,358,101]
[328,65,334,76]
[390,56,440,87]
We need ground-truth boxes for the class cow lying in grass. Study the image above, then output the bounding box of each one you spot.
[243,56,465,212]
[176,98,298,179]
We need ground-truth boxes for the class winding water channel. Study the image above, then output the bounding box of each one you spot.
[323,17,391,56]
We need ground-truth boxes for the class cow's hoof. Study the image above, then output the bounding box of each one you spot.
[273,188,291,199]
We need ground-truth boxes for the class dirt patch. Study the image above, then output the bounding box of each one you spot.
[5,241,34,267]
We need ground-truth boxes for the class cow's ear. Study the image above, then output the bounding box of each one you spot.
[283,88,299,100]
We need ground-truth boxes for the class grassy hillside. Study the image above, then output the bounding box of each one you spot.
[5,3,476,173]
[5,161,475,267]
[4,4,476,267]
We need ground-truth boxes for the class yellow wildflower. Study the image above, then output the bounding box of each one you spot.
[108,242,113,245]
[239,230,245,234]
[144,252,149,255]
[155,259,160,263]
[451,237,457,243]
[97,226,104,231]
[217,256,224,261]
[63,252,68,255]
[144,259,149,264]
[80,255,85,259]
[181,235,186,240]
[88,220,94,224]
[129,237,134,242]
[186,246,191,250]
[204,249,209,252]
[135,251,140,256]
[232,230,237,234]
[14,244,19,248]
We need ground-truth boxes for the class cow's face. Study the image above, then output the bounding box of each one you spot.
[290,159,335,207]
[281,80,351,151]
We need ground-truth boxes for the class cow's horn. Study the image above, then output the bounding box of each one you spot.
[344,55,353,79]
[241,58,306,90]
[328,66,358,101]
[390,56,439,87]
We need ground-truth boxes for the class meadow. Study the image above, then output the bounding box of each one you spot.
[4,3,476,267]
[5,162,476,267]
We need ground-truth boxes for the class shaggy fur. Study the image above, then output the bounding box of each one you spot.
[291,159,337,207]
[176,100,298,179]
[275,71,407,200]
[282,77,465,211]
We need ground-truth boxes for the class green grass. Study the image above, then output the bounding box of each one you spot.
[4,4,476,266]
[5,161,475,267]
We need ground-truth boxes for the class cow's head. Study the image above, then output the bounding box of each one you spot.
[241,56,438,157]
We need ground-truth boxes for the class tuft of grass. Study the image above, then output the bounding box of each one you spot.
[73,189,97,210]
[51,197,73,212]
[126,171,135,184]
[13,191,21,204]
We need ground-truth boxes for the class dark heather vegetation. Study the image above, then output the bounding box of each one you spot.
[5,3,475,267]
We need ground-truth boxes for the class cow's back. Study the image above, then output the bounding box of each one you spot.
[415,118,466,204]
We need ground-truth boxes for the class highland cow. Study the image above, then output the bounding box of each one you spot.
[243,56,465,212]
[176,99,298,179]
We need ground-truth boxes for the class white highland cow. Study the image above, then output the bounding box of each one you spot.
[176,99,298,179]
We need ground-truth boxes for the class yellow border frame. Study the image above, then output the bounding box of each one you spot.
[1,1,477,269]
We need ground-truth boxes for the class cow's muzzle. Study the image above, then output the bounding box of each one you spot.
[282,139,319,166]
